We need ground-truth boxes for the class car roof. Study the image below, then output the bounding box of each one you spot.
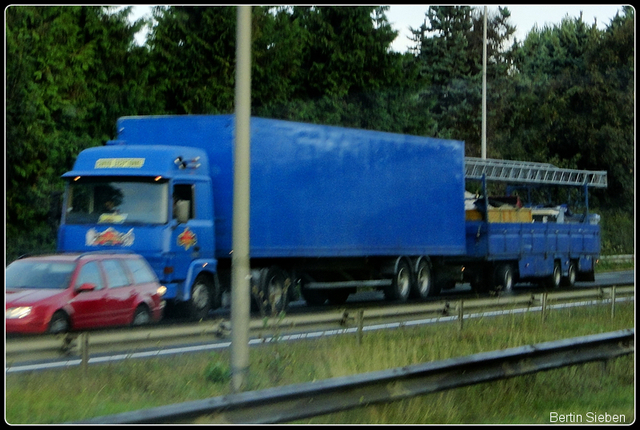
[14,252,143,263]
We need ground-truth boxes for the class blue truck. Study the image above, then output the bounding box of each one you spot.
[57,115,606,318]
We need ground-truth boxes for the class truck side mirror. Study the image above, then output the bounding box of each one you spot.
[175,200,190,224]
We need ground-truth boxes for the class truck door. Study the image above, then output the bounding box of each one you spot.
[171,183,200,287]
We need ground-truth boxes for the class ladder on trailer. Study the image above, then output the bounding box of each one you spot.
[465,157,608,188]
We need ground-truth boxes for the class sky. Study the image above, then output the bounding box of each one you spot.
[126,5,626,51]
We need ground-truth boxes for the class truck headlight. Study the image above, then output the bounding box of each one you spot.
[7,307,33,319]
[157,286,167,297]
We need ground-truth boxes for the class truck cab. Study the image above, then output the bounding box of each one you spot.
[57,142,218,318]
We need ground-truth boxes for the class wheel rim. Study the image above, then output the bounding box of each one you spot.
[503,270,513,292]
[267,275,284,309]
[417,263,430,297]
[49,314,68,334]
[192,281,210,311]
[397,266,411,299]
[568,264,576,285]
[553,265,561,287]
[133,308,151,325]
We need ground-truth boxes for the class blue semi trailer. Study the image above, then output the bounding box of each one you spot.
[57,115,606,318]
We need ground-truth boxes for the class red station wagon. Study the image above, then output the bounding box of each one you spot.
[5,253,165,334]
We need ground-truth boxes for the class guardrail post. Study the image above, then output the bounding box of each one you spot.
[81,332,89,375]
[541,293,547,323]
[357,310,364,345]
[458,300,464,331]
[610,286,616,320]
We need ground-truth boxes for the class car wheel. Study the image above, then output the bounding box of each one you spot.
[49,311,70,334]
[132,305,151,326]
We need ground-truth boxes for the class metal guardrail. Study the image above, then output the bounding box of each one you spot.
[599,254,634,263]
[73,329,634,424]
[6,286,635,366]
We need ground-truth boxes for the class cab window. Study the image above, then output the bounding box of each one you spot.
[173,184,195,220]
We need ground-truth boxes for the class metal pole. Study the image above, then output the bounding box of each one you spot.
[481,5,487,159]
[231,5,252,393]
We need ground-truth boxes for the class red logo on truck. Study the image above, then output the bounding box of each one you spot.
[177,227,197,250]
[86,227,134,246]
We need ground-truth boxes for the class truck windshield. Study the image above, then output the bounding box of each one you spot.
[64,178,169,225]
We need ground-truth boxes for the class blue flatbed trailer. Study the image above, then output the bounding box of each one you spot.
[447,158,607,293]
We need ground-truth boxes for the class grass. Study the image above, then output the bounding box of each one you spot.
[595,259,634,273]
[5,301,635,424]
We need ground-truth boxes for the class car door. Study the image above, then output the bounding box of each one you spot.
[69,261,109,329]
[102,259,136,326]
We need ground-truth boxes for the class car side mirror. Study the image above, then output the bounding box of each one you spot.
[76,283,97,292]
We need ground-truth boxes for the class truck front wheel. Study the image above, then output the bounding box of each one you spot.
[190,274,213,320]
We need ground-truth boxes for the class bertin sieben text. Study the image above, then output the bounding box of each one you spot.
[550,411,626,423]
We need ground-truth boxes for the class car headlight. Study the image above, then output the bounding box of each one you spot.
[157,285,167,297]
[7,306,33,319]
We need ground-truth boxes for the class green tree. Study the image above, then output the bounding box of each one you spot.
[147,6,237,114]
[6,5,151,258]
[410,6,517,154]
[501,8,634,210]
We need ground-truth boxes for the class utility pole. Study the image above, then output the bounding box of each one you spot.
[482,5,487,159]
[231,5,251,393]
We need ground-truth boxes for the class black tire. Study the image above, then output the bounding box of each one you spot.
[561,261,577,287]
[254,267,289,314]
[189,274,213,320]
[411,258,433,299]
[384,258,412,302]
[132,304,151,326]
[494,263,515,294]
[544,261,562,289]
[48,311,70,334]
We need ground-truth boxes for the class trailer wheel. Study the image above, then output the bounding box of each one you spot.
[253,267,289,314]
[561,261,577,287]
[189,274,213,320]
[494,263,515,294]
[411,258,433,299]
[544,261,562,289]
[385,258,412,302]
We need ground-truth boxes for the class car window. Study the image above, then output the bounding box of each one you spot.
[74,261,104,290]
[123,259,157,284]
[102,259,130,288]
[5,261,74,289]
